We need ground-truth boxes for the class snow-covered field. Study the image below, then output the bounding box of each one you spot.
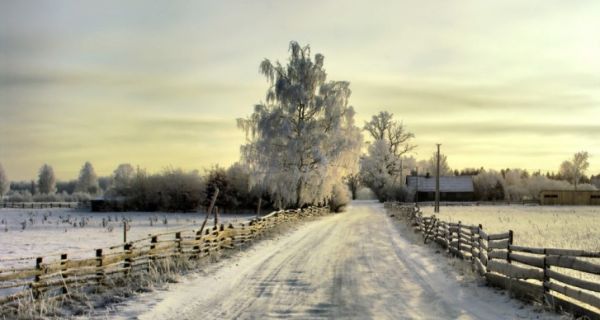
[94,201,560,319]
[0,208,254,269]
[420,205,600,251]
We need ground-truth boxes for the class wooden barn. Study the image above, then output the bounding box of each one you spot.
[406,175,475,202]
[539,190,600,205]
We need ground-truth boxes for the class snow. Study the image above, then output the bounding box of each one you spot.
[96,201,561,319]
[0,208,254,269]
[420,204,600,251]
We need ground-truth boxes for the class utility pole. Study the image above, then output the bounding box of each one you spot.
[435,144,441,213]
[415,167,419,204]
[399,158,403,190]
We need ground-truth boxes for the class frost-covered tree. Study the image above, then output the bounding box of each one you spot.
[330,182,351,212]
[360,112,415,201]
[360,140,408,201]
[38,164,56,194]
[424,152,452,176]
[560,151,590,190]
[112,163,135,195]
[238,41,362,208]
[0,163,8,199]
[473,169,505,201]
[364,111,415,156]
[344,173,361,200]
[76,161,99,194]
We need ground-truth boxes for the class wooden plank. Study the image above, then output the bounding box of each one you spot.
[488,250,508,260]
[0,290,30,305]
[546,255,600,275]
[487,260,544,280]
[510,245,600,258]
[509,252,545,269]
[488,232,510,240]
[546,248,600,258]
[65,258,98,269]
[0,279,32,290]
[488,239,510,249]
[547,269,600,293]
[545,281,600,310]
[479,229,489,241]
[509,245,545,255]
[0,269,39,281]
[545,293,600,320]
[479,239,488,251]
[485,272,544,303]
[459,234,471,243]
[473,257,487,276]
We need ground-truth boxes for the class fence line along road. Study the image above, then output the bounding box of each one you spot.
[0,206,330,310]
[385,202,600,320]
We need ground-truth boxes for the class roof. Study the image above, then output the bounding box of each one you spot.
[406,176,474,193]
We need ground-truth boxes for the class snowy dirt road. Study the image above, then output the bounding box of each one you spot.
[111,201,558,320]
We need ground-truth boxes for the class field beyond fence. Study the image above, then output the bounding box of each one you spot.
[1,202,81,209]
[0,206,330,314]
[385,202,600,320]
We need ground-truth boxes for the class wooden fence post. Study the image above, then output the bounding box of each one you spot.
[478,224,484,267]
[507,230,514,264]
[193,230,202,258]
[542,248,549,295]
[445,223,451,252]
[34,257,43,298]
[96,249,104,284]
[60,253,68,294]
[470,227,476,266]
[149,235,158,270]
[175,232,182,255]
[123,221,128,243]
[199,188,219,236]
[457,221,462,256]
[123,243,132,276]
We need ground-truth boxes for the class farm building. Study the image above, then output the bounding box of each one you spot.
[539,190,600,205]
[406,175,475,202]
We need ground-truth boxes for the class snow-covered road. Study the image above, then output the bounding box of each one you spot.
[110,201,557,319]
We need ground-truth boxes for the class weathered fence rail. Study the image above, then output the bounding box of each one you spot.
[385,202,600,320]
[0,202,81,209]
[0,206,330,310]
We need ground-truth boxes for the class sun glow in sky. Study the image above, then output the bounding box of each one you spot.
[1,0,600,180]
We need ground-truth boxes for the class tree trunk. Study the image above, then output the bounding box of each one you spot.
[296,178,303,208]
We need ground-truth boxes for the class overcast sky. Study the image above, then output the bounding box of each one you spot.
[1,0,599,180]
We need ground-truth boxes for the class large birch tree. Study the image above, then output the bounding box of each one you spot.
[238,41,362,208]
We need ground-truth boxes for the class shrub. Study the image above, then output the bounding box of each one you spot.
[330,183,351,212]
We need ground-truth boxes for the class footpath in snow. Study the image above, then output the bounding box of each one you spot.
[105,201,559,320]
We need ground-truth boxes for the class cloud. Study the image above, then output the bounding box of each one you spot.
[412,122,600,138]
[2,0,600,179]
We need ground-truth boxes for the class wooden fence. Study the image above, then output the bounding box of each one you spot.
[0,202,81,209]
[385,202,600,320]
[0,206,330,310]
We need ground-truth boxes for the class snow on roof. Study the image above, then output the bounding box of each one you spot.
[406,176,474,193]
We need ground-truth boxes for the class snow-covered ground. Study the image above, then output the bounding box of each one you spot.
[0,208,254,269]
[420,205,600,251]
[96,201,561,319]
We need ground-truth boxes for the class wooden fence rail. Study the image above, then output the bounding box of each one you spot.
[385,202,600,320]
[0,206,330,309]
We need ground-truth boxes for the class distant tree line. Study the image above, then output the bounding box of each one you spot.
[0,161,268,212]
[352,110,597,203]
